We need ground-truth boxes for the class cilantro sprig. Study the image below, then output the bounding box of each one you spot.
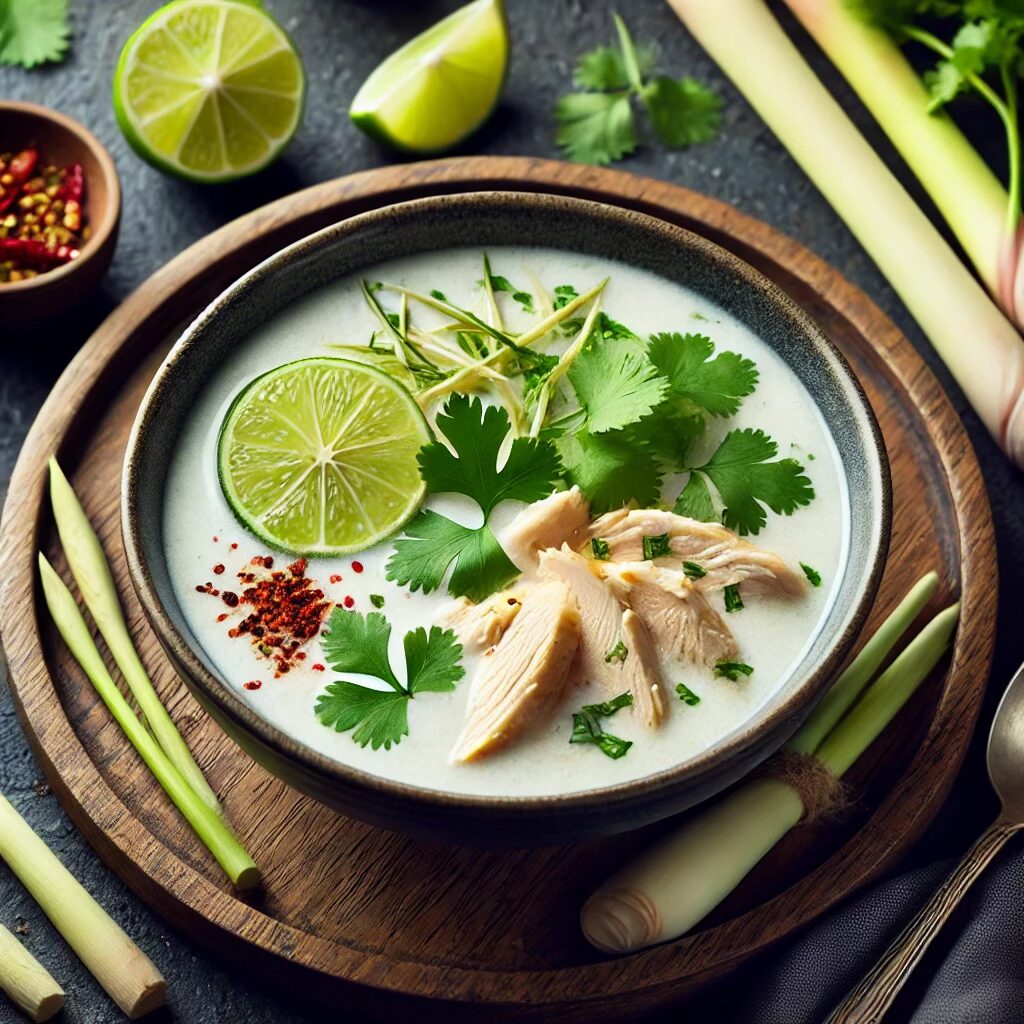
[0,0,70,68]
[555,14,722,166]
[675,428,815,536]
[314,610,464,750]
[386,394,562,601]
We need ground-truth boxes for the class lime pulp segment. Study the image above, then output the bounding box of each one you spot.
[113,0,305,182]
[218,358,430,556]
[349,0,508,153]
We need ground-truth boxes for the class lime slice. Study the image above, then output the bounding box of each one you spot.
[218,358,430,556]
[113,0,305,183]
[350,0,508,153]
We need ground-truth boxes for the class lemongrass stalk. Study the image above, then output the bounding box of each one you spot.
[47,460,221,814]
[581,598,960,953]
[783,0,1017,315]
[0,794,165,1018]
[787,571,938,754]
[38,555,261,890]
[0,925,64,1022]
[667,0,1024,467]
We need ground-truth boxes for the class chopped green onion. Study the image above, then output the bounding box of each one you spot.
[642,533,672,560]
[591,537,611,560]
[370,594,385,608]
[604,640,629,664]
[714,660,753,681]
[724,584,744,612]
[38,555,260,891]
[682,561,707,579]
[570,692,634,759]
[48,459,221,815]
[0,792,166,1018]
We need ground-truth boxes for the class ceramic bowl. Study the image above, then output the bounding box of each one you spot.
[0,101,120,327]
[123,192,890,845]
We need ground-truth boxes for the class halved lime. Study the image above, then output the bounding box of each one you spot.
[113,0,305,183]
[350,0,508,153]
[218,358,430,556]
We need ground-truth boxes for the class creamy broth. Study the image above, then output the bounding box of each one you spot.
[163,247,849,797]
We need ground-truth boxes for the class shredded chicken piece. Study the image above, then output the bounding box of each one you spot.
[537,545,626,695]
[450,580,580,763]
[602,561,738,668]
[503,486,591,572]
[585,508,803,596]
[620,609,666,728]
[439,590,523,654]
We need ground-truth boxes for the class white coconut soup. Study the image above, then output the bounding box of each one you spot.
[163,246,849,797]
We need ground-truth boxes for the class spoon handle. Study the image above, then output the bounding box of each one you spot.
[825,816,1020,1024]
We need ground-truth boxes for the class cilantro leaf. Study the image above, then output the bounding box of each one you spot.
[315,612,464,750]
[560,311,639,340]
[801,562,823,588]
[387,395,560,600]
[674,472,717,522]
[418,395,562,515]
[567,339,668,433]
[404,624,466,694]
[387,511,519,603]
[556,426,662,513]
[676,428,814,535]
[555,91,637,165]
[553,284,579,309]
[647,332,758,417]
[314,683,410,750]
[0,0,70,68]
[643,76,723,147]
[321,610,401,690]
[574,41,657,90]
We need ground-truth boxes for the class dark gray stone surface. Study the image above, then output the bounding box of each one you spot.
[2,2,1023,1022]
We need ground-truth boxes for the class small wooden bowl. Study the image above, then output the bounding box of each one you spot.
[0,101,121,327]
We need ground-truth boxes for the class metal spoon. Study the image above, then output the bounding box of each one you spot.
[825,659,1024,1023]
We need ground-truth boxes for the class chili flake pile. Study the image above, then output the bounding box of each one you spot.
[197,555,332,678]
[0,148,87,283]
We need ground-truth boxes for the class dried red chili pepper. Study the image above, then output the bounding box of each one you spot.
[0,237,78,268]
[57,162,84,203]
[0,148,38,214]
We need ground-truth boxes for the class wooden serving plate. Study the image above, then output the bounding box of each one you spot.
[0,157,996,1021]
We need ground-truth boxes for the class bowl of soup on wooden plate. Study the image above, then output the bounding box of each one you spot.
[122,192,890,845]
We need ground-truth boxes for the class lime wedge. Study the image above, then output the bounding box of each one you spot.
[350,0,508,153]
[113,0,305,183]
[218,359,430,556]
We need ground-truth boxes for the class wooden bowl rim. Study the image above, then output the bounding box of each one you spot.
[0,100,121,295]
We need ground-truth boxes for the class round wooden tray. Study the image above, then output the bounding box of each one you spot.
[0,157,996,1021]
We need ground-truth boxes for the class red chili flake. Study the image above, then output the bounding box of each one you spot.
[229,542,238,550]
[213,535,219,542]
[295,651,307,661]
[221,591,239,608]
[329,574,342,584]
[244,680,262,691]
[213,563,225,575]
[288,558,308,577]
[216,613,228,623]
[343,595,355,609]
[312,663,326,671]
[351,561,364,573]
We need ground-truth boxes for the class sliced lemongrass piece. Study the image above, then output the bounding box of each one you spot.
[787,570,939,754]
[481,253,505,332]
[381,284,521,351]
[38,555,261,891]
[0,924,64,1022]
[0,792,166,1018]
[359,280,438,375]
[529,295,603,436]
[581,598,960,953]
[47,459,221,815]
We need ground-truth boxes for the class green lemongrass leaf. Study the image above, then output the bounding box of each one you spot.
[815,602,960,776]
[787,571,939,755]
[0,922,64,1020]
[48,459,221,814]
[37,555,258,890]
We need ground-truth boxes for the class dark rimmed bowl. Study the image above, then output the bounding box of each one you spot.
[122,192,890,846]
[0,101,121,327]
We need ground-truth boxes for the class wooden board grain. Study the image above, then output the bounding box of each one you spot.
[0,157,996,1021]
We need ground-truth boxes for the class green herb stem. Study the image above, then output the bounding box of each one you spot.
[38,555,261,890]
[48,459,222,815]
